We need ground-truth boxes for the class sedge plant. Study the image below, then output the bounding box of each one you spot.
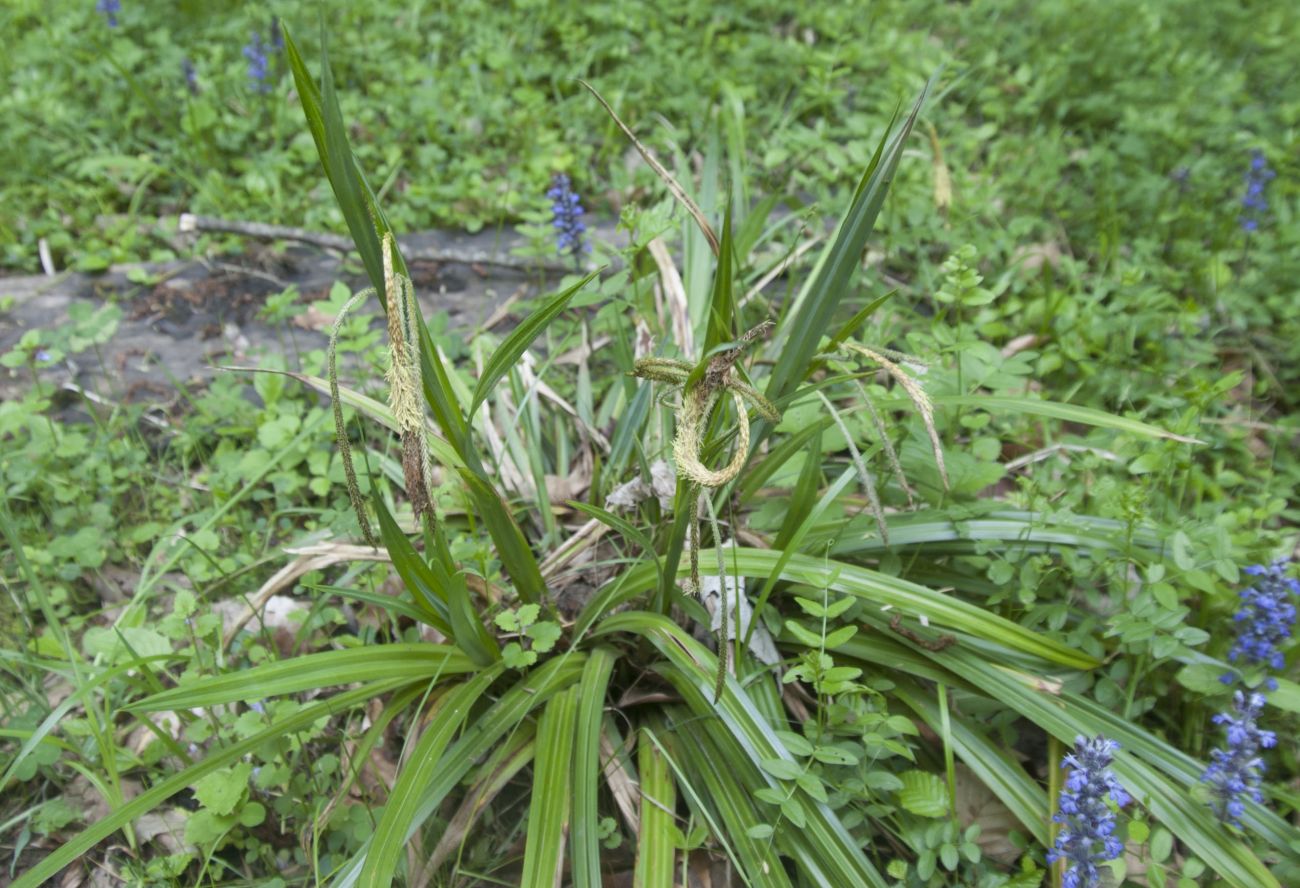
[15,23,1300,888]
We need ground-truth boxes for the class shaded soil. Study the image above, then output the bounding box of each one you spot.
[0,224,607,406]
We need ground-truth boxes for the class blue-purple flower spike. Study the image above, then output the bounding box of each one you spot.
[182,58,199,96]
[1223,559,1297,687]
[1203,690,1276,825]
[243,32,271,93]
[1048,736,1129,888]
[546,173,589,260]
[96,0,120,27]
[1240,151,1276,232]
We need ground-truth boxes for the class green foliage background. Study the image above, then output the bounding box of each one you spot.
[2,1,1299,886]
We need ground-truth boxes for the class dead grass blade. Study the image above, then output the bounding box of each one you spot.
[579,80,719,256]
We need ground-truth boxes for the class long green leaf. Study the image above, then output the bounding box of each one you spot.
[372,493,454,634]
[891,677,1048,845]
[571,648,618,888]
[645,722,777,888]
[598,612,890,887]
[283,28,385,292]
[360,669,501,887]
[763,78,932,417]
[634,726,677,888]
[287,29,543,597]
[594,547,1096,669]
[458,468,548,606]
[928,394,1202,444]
[329,654,587,887]
[841,634,1285,887]
[772,424,823,551]
[521,686,579,887]
[702,202,736,357]
[470,271,599,418]
[0,654,179,793]
[14,680,406,888]
[828,509,1165,558]
[130,645,470,711]
[567,501,657,558]
[220,367,465,470]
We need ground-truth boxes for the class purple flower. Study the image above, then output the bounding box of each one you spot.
[95,0,120,27]
[546,173,589,260]
[181,58,199,96]
[243,32,271,92]
[1203,690,1276,825]
[34,349,52,364]
[94,0,120,27]
[270,16,284,52]
[1239,151,1276,232]
[1048,736,1128,888]
[1223,560,1296,683]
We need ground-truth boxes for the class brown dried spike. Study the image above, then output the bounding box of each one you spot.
[401,430,433,520]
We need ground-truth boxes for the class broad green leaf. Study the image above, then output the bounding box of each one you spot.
[772,424,822,551]
[840,633,1286,887]
[194,763,252,817]
[659,718,792,888]
[898,769,950,818]
[567,501,659,563]
[893,677,1047,844]
[600,612,890,887]
[702,203,737,359]
[329,655,587,887]
[600,547,1095,669]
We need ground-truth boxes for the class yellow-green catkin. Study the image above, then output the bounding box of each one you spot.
[381,234,438,520]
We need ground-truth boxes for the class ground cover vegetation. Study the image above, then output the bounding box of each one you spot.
[2,1,1299,886]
